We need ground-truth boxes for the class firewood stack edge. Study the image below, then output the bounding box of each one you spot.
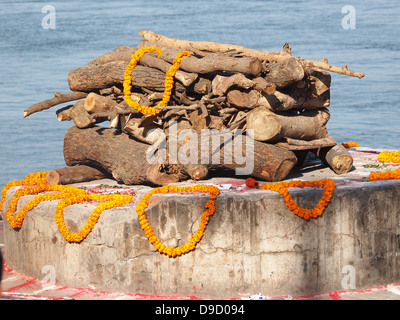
[23,31,365,186]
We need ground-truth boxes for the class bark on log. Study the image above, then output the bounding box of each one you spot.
[138,40,262,76]
[264,58,305,89]
[278,108,330,141]
[64,126,297,184]
[315,143,354,174]
[138,53,198,86]
[138,30,292,62]
[46,165,110,185]
[211,73,256,96]
[64,126,155,185]
[69,100,92,128]
[302,68,331,109]
[83,92,120,114]
[68,61,183,93]
[246,107,283,142]
[246,107,330,142]
[139,31,365,78]
[23,91,88,118]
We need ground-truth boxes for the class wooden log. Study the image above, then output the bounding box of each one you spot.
[138,31,365,78]
[257,89,306,112]
[138,30,292,62]
[23,91,88,118]
[120,115,163,144]
[64,125,297,185]
[64,126,156,185]
[138,53,198,86]
[56,105,73,121]
[264,57,305,89]
[227,89,261,109]
[46,165,110,185]
[83,92,120,114]
[278,108,330,141]
[68,61,184,93]
[69,100,92,128]
[315,143,354,174]
[246,107,283,142]
[86,45,135,66]
[246,107,330,142]
[302,68,331,109]
[138,40,262,76]
[211,73,256,96]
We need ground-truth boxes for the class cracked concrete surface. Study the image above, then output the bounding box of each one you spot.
[2,147,400,298]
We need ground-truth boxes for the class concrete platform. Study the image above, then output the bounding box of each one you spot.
[2,147,400,299]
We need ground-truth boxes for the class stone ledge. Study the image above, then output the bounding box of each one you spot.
[2,147,400,298]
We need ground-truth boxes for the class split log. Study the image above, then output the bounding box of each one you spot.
[64,126,297,185]
[46,165,110,185]
[69,100,92,128]
[83,92,120,114]
[246,107,330,142]
[120,115,163,144]
[302,68,331,109]
[264,57,305,89]
[23,91,88,118]
[315,143,354,174]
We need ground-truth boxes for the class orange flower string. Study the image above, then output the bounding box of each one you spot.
[368,167,400,181]
[1,172,133,242]
[136,184,220,257]
[260,179,337,220]
[377,150,400,163]
[123,46,190,115]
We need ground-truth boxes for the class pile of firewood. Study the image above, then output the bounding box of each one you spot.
[24,31,364,186]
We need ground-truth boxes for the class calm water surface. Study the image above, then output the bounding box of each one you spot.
[0,0,399,188]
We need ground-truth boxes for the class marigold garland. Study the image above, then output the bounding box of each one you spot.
[368,167,400,181]
[377,150,400,163]
[342,141,360,148]
[0,172,133,242]
[123,46,191,115]
[260,179,337,220]
[136,184,220,257]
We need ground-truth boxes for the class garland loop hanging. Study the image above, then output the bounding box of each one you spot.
[123,46,191,115]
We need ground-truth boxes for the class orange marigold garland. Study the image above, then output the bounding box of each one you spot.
[260,179,337,220]
[1,172,134,242]
[123,46,190,115]
[368,167,400,181]
[377,150,400,163]
[136,184,220,257]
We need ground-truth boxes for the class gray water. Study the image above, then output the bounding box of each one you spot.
[0,0,399,189]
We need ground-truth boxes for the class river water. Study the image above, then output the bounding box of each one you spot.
[0,0,399,188]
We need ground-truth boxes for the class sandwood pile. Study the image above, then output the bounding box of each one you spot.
[23,31,364,186]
